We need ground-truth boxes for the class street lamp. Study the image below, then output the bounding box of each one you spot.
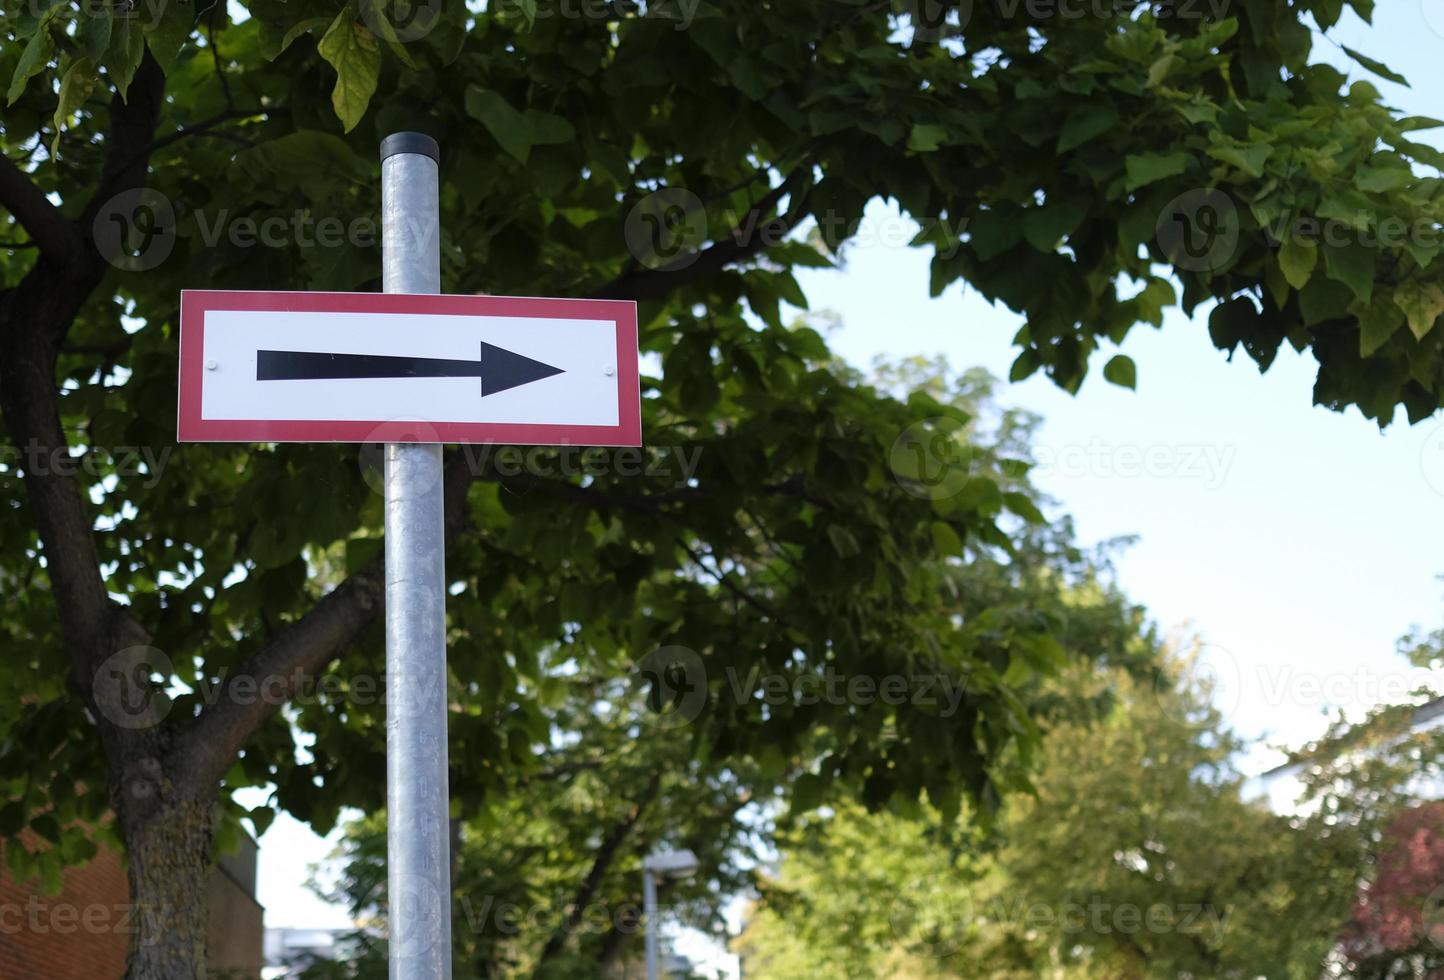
[642,848,699,980]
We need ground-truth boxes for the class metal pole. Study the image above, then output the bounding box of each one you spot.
[381,131,451,980]
[643,867,659,980]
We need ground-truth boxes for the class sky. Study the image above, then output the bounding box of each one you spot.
[248,4,1444,975]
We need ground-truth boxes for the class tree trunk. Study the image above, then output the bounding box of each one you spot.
[116,765,215,980]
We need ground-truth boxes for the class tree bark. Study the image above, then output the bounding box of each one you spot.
[119,787,216,980]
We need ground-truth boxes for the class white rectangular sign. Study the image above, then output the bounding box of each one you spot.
[178,290,641,445]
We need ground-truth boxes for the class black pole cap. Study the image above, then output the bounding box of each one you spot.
[380,132,440,164]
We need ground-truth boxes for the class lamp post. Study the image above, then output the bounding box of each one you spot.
[641,849,699,980]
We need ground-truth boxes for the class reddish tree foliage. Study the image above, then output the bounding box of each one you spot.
[1341,803,1444,973]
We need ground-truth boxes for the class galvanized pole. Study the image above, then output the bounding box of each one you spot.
[643,866,659,980]
[380,132,452,980]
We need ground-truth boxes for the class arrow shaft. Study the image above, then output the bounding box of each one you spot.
[257,349,484,381]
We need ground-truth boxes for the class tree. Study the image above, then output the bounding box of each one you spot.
[286,365,1141,978]
[736,653,1362,979]
[2,0,1442,976]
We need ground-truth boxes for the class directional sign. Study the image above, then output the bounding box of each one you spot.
[177,290,640,445]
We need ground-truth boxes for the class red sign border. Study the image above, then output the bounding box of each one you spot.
[178,290,641,446]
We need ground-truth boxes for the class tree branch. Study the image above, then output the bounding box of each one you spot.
[173,455,476,789]
[0,51,167,716]
[536,772,662,966]
[592,169,813,302]
[0,153,83,266]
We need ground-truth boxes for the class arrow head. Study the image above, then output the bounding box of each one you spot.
[479,341,564,397]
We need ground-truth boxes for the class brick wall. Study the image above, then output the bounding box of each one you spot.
[0,828,264,980]
[0,831,129,980]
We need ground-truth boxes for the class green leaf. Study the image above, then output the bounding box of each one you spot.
[825,524,860,558]
[1277,236,1318,290]
[79,8,113,64]
[1392,280,1444,341]
[103,11,147,100]
[1323,240,1374,304]
[1207,142,1273,177]
[144,6,195,69]
[8,10,58,105]
[276,17,333,59]
[1102,354,1136,390]
[51,59,98,156]
[362,8,421,69]
[317,14,381,133]
[1341,46,1409,86]
[526,110,575,146]
[1208,296,1258,352]
[465,85,534,162]
[1022,199,1088,252]
[1002,491,1045,524]
[1057,104,1118,153]
[1356,292,1402,356]
[1124,152,1190,192]
[907,124,948,153]
[1355,164,1412,194]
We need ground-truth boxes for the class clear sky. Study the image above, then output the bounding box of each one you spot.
[249,6,1444,970]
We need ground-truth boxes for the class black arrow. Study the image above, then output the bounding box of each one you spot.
[256,343,565,397]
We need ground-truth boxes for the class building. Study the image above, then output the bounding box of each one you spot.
[0,828,264,979]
